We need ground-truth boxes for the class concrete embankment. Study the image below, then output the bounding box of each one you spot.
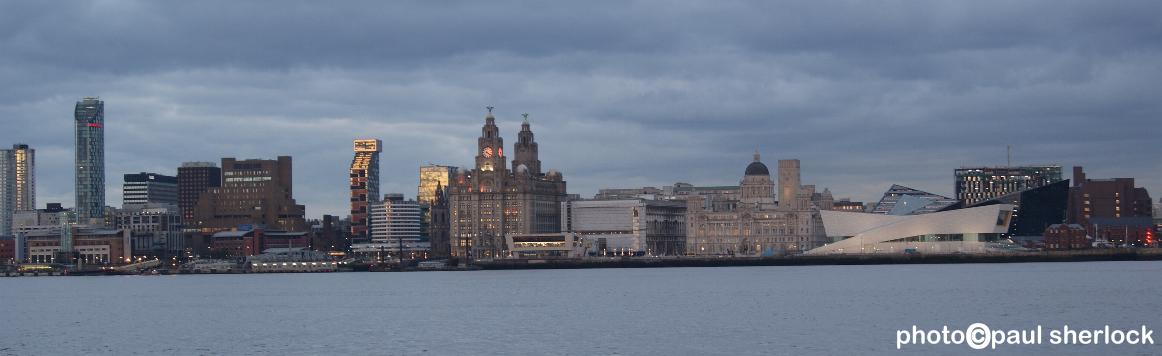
[474,249,1162,270]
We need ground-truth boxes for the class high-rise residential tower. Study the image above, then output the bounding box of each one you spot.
[75,97,106,222]
[177,162,222,224]
[350,139,382,243]
[122,172,178,207]
[0,144,35,236]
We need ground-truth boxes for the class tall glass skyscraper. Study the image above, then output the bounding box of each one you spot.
[75,97,105,222]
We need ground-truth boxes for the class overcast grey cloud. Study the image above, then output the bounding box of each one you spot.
[1,0,1159,217]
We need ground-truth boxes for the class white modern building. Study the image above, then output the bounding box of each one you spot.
[350,193,428,260]
[370,193,422,243]
[561,199,686,256]
[806,204,1019,255]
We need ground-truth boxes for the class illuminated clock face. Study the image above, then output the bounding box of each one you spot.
[482,147,494,158]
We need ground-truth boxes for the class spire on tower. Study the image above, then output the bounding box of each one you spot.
[753,149,761,162]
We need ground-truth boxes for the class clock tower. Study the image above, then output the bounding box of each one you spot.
[475,107,507,191]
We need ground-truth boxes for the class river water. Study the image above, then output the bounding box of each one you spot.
[2,261,1159,355]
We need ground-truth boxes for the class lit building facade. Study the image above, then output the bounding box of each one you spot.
[0,144,35,236]
[122,172,178,207]
[831,199,866,212]
[115,203,183,257]
[22,227,131,265]
[448,110,568,259]
[1067,166,1153,225]
[191,156,306,233]
[418,164,457,205]
[349,139,382,243]
[686,154,829,256]
[955,165,1063,205]
[75,97,106,222]
[177,162,221,224]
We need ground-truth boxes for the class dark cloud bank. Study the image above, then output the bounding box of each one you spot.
[0,1,1159,217]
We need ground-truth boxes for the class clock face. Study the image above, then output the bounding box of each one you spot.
[482,147,494,158]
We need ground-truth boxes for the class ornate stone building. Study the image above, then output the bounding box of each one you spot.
[686,153,828,255]
[448,110,567,259]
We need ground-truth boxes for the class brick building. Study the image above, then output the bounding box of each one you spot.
[1043,224,1088,250]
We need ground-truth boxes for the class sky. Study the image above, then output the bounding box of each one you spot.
[1,1,1159,218]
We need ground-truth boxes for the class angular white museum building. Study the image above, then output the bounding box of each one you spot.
[806,204,1019,255]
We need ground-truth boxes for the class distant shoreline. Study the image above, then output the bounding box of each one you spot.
[471,249,1162,270]
[6,249,1160,276]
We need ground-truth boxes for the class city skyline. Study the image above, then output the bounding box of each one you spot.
[0,1,1159,218]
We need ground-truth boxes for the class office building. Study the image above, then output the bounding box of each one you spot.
[1067,166,1153,225]
[75,97,106,222]
[12,203,69,236]
[21,226,131,265]
[177,162,221,224]
[0,144,35,236]
[955,165,1063,205]
[191,156,306,233]
[122,172,178,207]
[350,139,381,242]
[831,199,866,212]
[369,194,422,243]
[561,199,686,256]
[115,203,183,257]
[448,110,568,258]
[418,165,457,205]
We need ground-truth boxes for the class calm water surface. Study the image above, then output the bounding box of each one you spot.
[2,261,1160,355]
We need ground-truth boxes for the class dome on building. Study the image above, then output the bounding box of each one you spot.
[744,151,769,176]
[745,161,769,176]
[516,164,529,174]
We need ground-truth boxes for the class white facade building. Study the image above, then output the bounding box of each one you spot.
[370,193,422,243]
[806,204,1019,255]
[561,199,686,256]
